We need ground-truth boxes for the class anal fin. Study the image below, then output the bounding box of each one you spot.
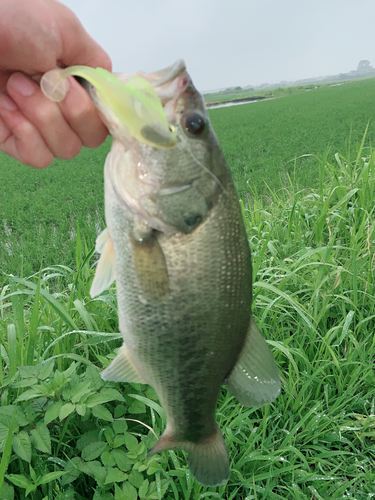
[226,317,280,407]
[101,344,147,384]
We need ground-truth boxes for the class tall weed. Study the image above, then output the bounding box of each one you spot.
[0,141,374,497]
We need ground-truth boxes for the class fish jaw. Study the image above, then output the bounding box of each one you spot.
[116,59,188,103]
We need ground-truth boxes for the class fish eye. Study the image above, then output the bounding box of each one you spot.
[184,112,206,136]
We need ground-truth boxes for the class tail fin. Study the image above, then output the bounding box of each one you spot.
[148,426,230,487]
[184,426,230,486]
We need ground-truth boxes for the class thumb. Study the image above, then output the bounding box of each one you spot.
[55,1,112,71]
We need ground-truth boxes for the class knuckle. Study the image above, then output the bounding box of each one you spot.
[32,156,54,169]
[57,138,82,160]
[12,121,54,168]
[13,119,35,143]
[62,80,92,116]
[21,147,54,169]
[34,104,58,125]
[83,128,108,149]
[101,53,112,72]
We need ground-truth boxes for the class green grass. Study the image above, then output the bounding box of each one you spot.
[0,138,110,277]
[2,78,375,278]
[204,81,327,105]
[1,136,375,498]
[1,78,375,498]
[209,77,375,200]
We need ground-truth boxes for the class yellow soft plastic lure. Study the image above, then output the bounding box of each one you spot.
[40,65,178,149]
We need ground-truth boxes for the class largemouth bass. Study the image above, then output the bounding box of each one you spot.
[60,60,280,486]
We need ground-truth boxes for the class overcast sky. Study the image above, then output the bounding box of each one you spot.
[60,0,375,91]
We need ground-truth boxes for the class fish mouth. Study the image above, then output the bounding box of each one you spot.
[116,59,187,95]
[145,59,187,88]
[116,60,191,122]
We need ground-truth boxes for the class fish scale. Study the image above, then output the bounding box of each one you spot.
[80,59,281,486]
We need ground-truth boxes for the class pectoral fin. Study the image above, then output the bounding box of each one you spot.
[90,228,116,297]
[226,317,280,407]
[101,344,147,384]
[131,233,169,301]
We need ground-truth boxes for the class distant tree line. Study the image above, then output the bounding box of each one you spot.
[357,60,374,73]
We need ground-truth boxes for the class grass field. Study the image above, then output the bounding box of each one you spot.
[209,77,375,201]
[1,78,375,499]
[0,140,109,278]
[203,80,333,105]
[2,77,375,277]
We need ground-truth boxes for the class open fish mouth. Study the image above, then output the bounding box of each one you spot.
[116,59,191,122]
[116,59,187,94]
[143,59,187,88]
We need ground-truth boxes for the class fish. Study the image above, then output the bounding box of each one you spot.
[45,60,281,486]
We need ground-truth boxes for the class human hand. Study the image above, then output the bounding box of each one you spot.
[0,0,112,168]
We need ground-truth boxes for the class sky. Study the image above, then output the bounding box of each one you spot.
[60,0,375,92]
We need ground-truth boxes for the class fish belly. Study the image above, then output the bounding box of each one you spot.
[108,179,252,441]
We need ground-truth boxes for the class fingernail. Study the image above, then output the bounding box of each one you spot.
[9,73,37,97]
[0,93,17,111]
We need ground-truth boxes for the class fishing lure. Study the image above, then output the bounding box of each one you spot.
[40,65,178,149]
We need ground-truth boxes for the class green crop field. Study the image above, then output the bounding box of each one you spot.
[0,78,375,499]
[0,140,110,277]
[209,78,375,201]
[2,78,375,277]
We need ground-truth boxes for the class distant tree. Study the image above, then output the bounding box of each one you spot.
[357,60,372,72]
[234,86,242,91]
